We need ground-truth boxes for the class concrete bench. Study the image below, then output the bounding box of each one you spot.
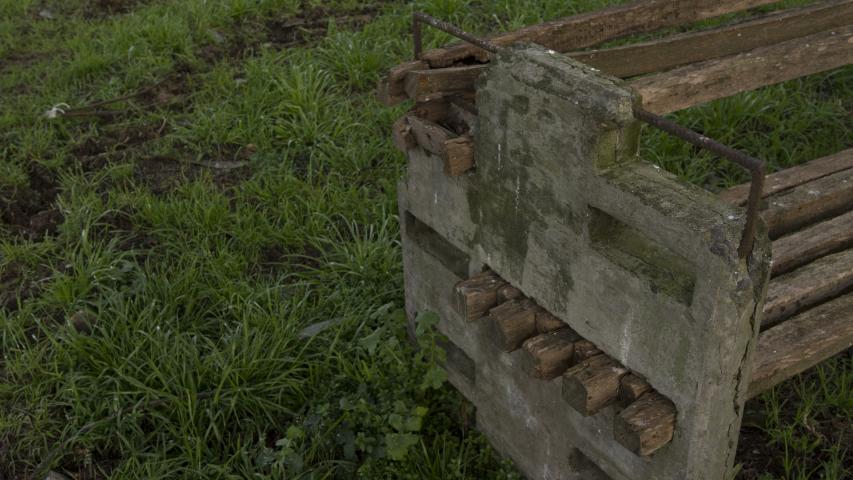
[381,2,852,478]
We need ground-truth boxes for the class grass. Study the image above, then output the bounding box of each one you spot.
[0,0,850,478]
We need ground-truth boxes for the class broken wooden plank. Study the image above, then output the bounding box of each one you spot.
[719,148,853,206]
[748,293,853,398]
[631,25,853,114]
[454,271,505,321]
[619,373,653,406]
[535,309,567,333]
[614,392,677,456]
[571,0,853,78]
[486,299,540,352]
[377,60,428,105]
[520,328,582,379]
[562,354,629,416]
[760,168,853,238]
[420,0,781,67]
[443,136,475,176]
[763,248,853,329]
[771,210,853,275]
[405,65,484,103]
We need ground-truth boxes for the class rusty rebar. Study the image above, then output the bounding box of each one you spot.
[413,12,500,60]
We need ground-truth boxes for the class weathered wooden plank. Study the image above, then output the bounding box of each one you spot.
[377,60,427,105]
[406,115,455,156]
[404,65,484,103]
[571,0,853,78]
[748,293,853,398]
[761,168,853,238]
[535,309,567,333]
[521,328,582,379]
[497,284,523,303]
[392,116,416,152]
[406,115,476,176]
[720,149,853,206]
[614,392,677,456]
[420,0,781,67]
[631,25,853,114]
[486,299,540,351]
[763,248,853,328]
[619,373,652,406]
[572,339,602,362]
[562,354,629,416]
[771,210,853,275]
[454,271,506,321]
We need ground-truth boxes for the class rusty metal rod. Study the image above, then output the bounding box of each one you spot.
[413,12,500,60]
[633,108,766,258]
[410,12,767,259]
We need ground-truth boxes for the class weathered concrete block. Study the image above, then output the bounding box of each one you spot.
[399,44,771,479]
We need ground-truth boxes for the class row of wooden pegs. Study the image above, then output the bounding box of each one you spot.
[454,270,677,457]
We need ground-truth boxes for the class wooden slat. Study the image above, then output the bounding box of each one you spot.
[763,248,853,328]
[571,0,853,78]
[420,0,781,68]
[405,65,484,103]
[562,354,629,416]
[720,149,853,206]
[748,293,853,398]
[521,328,581,379]
[761,168,853,238]
[454,271,506,321]
[772,210,853,275]
[631,25,853,114]
[614,392,677,456]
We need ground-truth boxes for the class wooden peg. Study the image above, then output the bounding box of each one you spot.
[614,392,676,456]
[520,328,581,379]
[487,299,539,352]
[562,355,629,416]
[454,271,505,321]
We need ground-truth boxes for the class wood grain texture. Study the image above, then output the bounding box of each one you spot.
[763,248,853,328]
[486,299,540,351]
[406,115,455,157]
[760,168,853,238]
[572,340,602,362]
[420,0,780,67]
[571,0,853,78]
[631,25,853,114]
[719,149,853,206]
[562,354,629,416]
[521,328,582,379]
[377,60,427,106]
[619,373,653,405]
[535,309,567,333]
[404,65,484,103]
[614,392,677,456]
[748,293,853,398]
[454,271,505,321]
[771,210,853,275]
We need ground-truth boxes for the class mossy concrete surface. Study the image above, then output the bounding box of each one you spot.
[399,45,772,479]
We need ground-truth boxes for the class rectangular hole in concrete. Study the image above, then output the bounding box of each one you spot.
[588,206,695,305]
[437,336,476,386]
[405,211,470,279]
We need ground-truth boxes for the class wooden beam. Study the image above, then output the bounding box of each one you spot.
[614,392,677,456]
[619,373,652,406]
[377,60,427,106]
[761,168,853,238]
[748,293,853,398]
[719,148,853,206]
[520,328,581,380]
[763,248,853,328]
[405,65,484,103]
[631,25,853,114]
[562,354,629,416]
[571,0,853,78]
[497,284,523,303]
[486,299,540,351]
[454,271,506,321]
[420,0,781,68]
[535,309,567,333]
[572,339,602,362]
[406,115,476,176]
[771,210,853,275]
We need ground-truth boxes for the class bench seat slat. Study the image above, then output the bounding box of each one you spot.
[763,248,853,329]
[720,148,853,206]
[748,293,853,398]
[771,210,853,275]
[761,167,853,238]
